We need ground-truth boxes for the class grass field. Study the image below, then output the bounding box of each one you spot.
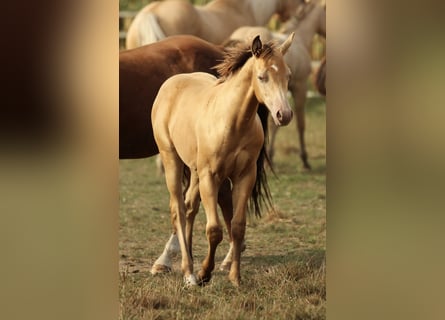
[119,96,326,319]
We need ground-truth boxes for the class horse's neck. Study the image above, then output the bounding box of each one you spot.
[220,59,258,129]
[289,8,324,51]
[245,0,280,25]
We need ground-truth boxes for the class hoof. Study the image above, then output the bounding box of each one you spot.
[228,269,241,286]
[197,272,212,285]
[302,161,312,171]
[150,264,172,275]
[229,276,241,287]
[184,274,198,286]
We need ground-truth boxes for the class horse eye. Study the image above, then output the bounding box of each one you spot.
[258,74,268,82]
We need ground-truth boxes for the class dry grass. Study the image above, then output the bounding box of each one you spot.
[119,96,326,319]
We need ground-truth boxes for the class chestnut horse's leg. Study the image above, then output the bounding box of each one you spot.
[197,172,223,284]
[228,167,256,287]
[159,150,197,285]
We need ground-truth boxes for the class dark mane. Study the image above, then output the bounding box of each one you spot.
[214,40,277,82]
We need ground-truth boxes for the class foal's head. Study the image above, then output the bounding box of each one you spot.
[215,33,294,126]
[250,33,294,126]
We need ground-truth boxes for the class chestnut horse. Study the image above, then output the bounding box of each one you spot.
[227,0,326,169]
[125,0,301,49]
[152,34,294,286]
[120,35,223,159]
[120,35,271,275]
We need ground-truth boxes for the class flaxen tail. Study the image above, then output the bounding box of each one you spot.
[126,12,166,49]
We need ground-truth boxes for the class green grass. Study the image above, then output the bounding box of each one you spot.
[119,96,326,319]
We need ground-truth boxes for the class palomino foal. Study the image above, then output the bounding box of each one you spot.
[152,33,294,286]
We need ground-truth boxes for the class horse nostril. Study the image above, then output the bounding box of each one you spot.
[276,111,282,121]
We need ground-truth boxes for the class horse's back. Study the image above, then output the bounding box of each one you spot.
[155,72,217,112]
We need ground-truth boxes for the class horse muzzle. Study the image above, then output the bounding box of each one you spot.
[273,107,293,126]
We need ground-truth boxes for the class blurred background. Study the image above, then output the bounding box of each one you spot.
[119,0,325,60]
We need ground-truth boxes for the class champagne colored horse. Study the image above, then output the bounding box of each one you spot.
[125,0,301,49]
[120,35,231,271]
[120,35,270,275]
[152,33,294,286]
[227,0,326,169]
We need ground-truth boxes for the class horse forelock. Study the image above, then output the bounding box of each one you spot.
[215,41,278,81]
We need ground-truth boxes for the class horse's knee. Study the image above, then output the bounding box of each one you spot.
[207,225,223,245]
[169,201,185,220]
[231,222,246,241]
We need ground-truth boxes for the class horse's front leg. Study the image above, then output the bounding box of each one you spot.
[150,232,180,275]
[159,150,197,286]
[197,172,223,284]
[151,168,199,275]
[229,168,256,287]
[184,168,200,259]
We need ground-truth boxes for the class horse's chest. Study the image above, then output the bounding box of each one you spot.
[197,128,260,176]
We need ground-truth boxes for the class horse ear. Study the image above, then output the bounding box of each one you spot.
[279,32,295,55]
[251,35,262,57]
